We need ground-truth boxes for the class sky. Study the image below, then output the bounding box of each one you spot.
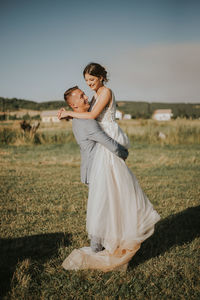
[0,0,200,103]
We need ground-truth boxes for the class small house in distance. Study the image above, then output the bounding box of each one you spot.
[41,110,60,123]
[115,110,132,120]
[123,114,132,120]
[115,110,123,120]
[152,109,173,121]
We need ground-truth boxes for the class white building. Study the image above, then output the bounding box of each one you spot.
[41,110,60,123]
[123,114,132,120]
[152,109,173,121]
[115,110,123,120]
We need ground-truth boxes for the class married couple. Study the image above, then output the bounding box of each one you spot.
[58,63,160,272]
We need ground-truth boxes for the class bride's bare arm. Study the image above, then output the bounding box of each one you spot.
[64,88,112,119]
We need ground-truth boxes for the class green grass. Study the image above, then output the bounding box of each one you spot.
[0,140,200,299]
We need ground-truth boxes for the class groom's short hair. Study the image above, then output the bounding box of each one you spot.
[64,86,79,104]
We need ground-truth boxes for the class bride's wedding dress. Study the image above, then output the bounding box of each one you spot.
[62,91,160,272]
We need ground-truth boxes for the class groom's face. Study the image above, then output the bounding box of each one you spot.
[69,89,90,112]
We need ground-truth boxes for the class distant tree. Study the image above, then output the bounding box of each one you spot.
[22,113,31,120]
[0,114,6,121]
[32,114,41,120]
[8,114,17,120]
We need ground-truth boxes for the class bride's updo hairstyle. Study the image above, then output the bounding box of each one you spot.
[83,62,108,83]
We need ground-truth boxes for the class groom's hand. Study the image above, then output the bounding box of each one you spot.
[123,149,129,161]
[118,146,128,161]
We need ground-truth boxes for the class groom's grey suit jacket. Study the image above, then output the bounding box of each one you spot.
[72,118,128,185]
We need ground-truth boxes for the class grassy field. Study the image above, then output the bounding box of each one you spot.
[1,118,200,145]
[0,120,200,299]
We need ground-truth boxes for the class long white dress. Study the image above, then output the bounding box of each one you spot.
[62,91,160,272]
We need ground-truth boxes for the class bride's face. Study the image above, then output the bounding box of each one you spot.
[84,73,103,91]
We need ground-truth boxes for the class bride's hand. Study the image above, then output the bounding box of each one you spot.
[57,108,65,119]
[57,108,72,120]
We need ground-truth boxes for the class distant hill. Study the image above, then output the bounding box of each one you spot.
[117,101,200,119]
[0,97,68,111]
[0,97,200,119]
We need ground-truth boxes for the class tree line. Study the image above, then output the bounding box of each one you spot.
[117,101,200,119]
[0,97,200,119]
[0,97,66,111]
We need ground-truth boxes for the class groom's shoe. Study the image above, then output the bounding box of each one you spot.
[90,237,103,253]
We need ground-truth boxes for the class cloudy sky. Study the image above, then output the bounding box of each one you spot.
[0,0,200,102]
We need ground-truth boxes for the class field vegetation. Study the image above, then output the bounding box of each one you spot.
[0,119,200,299]
[1,119,200,146]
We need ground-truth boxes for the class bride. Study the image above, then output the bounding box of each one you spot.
[61,62,160,272]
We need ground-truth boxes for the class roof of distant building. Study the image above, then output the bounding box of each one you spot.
[153,109,172,114]
[41,110,58,117]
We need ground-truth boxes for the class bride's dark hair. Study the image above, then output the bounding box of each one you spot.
[83,62,108,83]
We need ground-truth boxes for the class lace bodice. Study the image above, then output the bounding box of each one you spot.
[90,90,116,124]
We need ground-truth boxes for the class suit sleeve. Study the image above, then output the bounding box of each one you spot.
[84,119,128,160]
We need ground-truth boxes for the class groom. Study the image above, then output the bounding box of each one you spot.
[58,86,128,251]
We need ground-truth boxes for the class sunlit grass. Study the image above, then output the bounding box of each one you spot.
[0,140,200,299]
